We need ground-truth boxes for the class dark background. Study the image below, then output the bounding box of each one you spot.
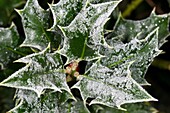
[0,0,170,113]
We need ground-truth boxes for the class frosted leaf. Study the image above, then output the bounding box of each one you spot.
[0,23,19,69]
[1,0,169,112]
[72,61,157,109]
[10,89,89,113]
[0,45,70,97]
[108,11,170,47]
[49,0,119,31]
[17,0,57,50]
[98,102,158,113]
[101,28,161,85]
[49,0,85,29]
[58,1,121,63]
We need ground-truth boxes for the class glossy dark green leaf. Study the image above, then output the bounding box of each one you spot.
[58,1,121,63]
[0,23,19,69]
[0,45,70,97]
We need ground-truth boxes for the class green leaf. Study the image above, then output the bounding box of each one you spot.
[58,1,121,63]
[89,0,122,3]
[0,45,70,97]
[98,103,158,113]
[49,0,119,29]
[1,0,170,112]
[0,23,19,69]
[0,0,25,26]
[17,0,55,50]
[9,90,82,113]
[128,29,161,85]
[110,11,170,47]
[72,61,157,110]
[102,28,161,85]
[49,0,85,28]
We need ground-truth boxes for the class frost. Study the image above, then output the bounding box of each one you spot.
[58,1,121,63]
[0,23,19,69]
[72,61,157,109]
[10,89,88,113]
[49,0,86,29]
[103,27,162,85]
[0,0,169,112]
[0,45,70,97]
[111,11,170,47]
[17,0,53,50]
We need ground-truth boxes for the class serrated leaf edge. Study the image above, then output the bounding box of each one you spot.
[15,0,51,51]
[71,60,157,111]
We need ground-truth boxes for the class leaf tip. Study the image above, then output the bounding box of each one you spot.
[14,8,23,14]
[0,83,3,86]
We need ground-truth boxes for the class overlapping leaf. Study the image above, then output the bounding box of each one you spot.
[72,61,157,110]
[102,28,161,85]
[0,23,19,69]
[0,0,169,112]
[0,45,70,97]
[109,11,170,47]
[58,1,121,63]
[17,0,56,50]
[49,0,120,30]
[9,90,88,113]
[49,0,85,29]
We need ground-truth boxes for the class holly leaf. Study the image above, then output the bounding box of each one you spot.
[72,61,157,110]
[49,0,119,30]
[109,11,170,47]
[102,28,161,85]
[10,89,89,113]
[49,0,85,29]
[58,1,121,63]
[17,0,56,51]
[98,103,158,113]
[89,0,122,3]
[0,45,70,97]
[0,23,19,69]
[0,0,25,26]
